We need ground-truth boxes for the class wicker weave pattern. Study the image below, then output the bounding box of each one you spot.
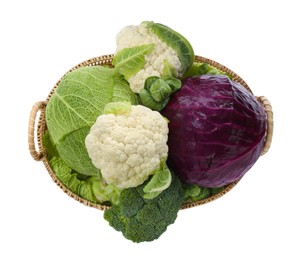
[28,55,273,210]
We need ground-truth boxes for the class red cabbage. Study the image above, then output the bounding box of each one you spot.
[161,75,266,187]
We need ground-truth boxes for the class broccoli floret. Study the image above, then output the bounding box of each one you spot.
[103,172,185,243]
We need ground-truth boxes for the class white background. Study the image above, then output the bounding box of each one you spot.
[1,0,299,259]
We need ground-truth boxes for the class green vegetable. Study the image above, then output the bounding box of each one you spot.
[49,156,97,203]
[144,21,194,73]
[104,171,185,243]
[139,76,181,111]
[90,176,122,205]
[183,62,231,79]
[190,187,211,202]
[162,59,178,78]
[103,101,132,115]
[113,44,154,81]
[143,159,172,199]
[42,130,59,160]
[183,184,201,200]
[211,186,225,195]
[46,66,139,176]
[183,183,227,202]
[56,127,99,176]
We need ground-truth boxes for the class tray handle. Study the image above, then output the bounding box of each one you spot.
[257,96,273,155]
[28,101,47,161]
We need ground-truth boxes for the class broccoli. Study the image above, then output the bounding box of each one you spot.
[103,171,185,243]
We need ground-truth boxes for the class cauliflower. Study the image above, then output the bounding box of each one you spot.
[85,102,169,189]
[113,21,194,94]
[115,23,182,93]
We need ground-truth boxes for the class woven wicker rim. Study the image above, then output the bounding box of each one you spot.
[28,54,273,211]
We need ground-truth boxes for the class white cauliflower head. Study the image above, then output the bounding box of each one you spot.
[114,21,193,93]
[85,102,169,189]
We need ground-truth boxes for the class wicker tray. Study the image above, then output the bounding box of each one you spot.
[28,55,273,210]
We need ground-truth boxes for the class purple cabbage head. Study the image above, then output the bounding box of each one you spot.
[161,75,266,187]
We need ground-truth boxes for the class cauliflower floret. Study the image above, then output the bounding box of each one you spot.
[85,104,168,189]
[115,23,182,93]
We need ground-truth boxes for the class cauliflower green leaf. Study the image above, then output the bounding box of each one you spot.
[113,44,154,80]
[90,176,122,205]
[162,59,179,78]
[143,21,194,73]
[143,159,172,199]
[103,101,132,115]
